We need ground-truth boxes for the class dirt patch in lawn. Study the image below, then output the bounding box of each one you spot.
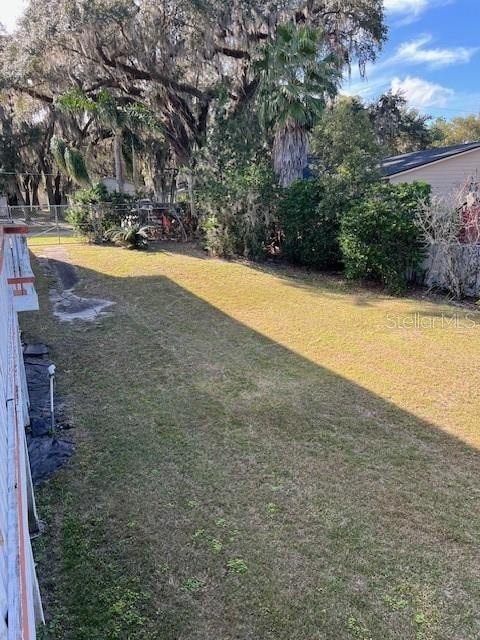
[37,245,114,322]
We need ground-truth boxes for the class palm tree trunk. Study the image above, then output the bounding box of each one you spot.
[273,125,308,187]
[113,130,124,193]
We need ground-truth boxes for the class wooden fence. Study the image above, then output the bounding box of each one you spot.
[0,224,43,639]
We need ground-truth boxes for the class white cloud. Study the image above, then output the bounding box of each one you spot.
[384,0,451,23]
[384,0,430,13]
[395,35,477,68]
[390,76,454,107]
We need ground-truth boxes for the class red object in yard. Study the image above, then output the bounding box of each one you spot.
[162,214,171,233]
[460,203,480,244]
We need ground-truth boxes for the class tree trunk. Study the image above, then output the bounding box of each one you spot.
[44,173,56,206]
[273,125,308,187]
[9,177,26,206]
[54,173,63,205]
[186,169,197,219]
[113,130,124,192]
[31,175,41,206]
[22,175,31,206]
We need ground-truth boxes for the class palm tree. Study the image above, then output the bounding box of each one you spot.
[57,88,131,192]
[257,23,340,187]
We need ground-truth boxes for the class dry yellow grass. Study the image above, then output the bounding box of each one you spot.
[24,242,480,640]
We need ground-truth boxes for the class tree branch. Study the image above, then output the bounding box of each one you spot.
[95,42,206,100]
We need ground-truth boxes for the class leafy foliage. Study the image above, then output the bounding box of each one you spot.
[368,92,435,155]
[3,0,385,174]
[66,182,135,240]
[196,108,278,259]
[64,146,91,186]
[310,96,381,181]
[257,23,340,186]
[106,224,152,250]
[50,136,68,174]
[277,179,342,269]
[431,115,480,146]
[339,182,431,293]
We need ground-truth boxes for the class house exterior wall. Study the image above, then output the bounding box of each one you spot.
[101,177,135,195]
[0,224,43,639]
[388,148,480,196]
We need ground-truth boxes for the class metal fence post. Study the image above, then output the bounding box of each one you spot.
[55,205,60,244]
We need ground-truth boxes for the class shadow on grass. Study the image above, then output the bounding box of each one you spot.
[23,252,480,640]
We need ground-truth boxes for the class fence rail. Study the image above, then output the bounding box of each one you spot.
[0,224,43,639]
[0,202,189,244]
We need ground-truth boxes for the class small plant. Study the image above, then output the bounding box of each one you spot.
[106,224,152,250]
[181,578,204,592]
[414,612,426,626]
[209,538,223,553]
[384,594,409,611]
[346,615,372,640]
[215,517,227,528]
[266,502,280,515]
[192,529,205,539]
[226,558,248,574]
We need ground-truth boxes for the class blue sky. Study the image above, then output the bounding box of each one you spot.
[343,0,480,119]
[1,0,479,120]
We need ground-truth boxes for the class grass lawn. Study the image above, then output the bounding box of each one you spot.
[23,242,480,640]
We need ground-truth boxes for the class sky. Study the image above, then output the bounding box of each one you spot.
[343,0,480,119]
[0,0,479,120]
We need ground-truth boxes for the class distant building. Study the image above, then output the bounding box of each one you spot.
[101,177,135,195]
[381,142,480,196]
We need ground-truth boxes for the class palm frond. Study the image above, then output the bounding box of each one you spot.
[64,147,90,186]
[50,136,68,174]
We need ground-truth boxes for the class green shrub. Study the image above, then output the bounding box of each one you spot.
[66,182,135,241]
[201,213,239,258]
[106,224,151,250]
[197,156,278,260]
[196,106,278,260]
[339,181,430,293]
[278,178,348,269]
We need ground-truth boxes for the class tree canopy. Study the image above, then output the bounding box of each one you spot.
[431,115,480,147]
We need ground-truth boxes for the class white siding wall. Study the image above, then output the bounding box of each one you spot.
[388,148,480,196]
[0,225,43,639]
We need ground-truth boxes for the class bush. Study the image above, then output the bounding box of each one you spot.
[278,178,342,269]
[196,106,279,260]
[339,181,430,293]
[66,182,135,241]
[197,155,278,260]
[106,224,151,250]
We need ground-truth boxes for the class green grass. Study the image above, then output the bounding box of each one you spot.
[23,242,480,640]
[27,235,85,246]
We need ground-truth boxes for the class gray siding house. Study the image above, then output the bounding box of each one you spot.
[381,142,480,196]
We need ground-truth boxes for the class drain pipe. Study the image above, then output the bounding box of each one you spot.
[48,364,56,431]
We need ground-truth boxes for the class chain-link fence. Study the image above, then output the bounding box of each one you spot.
[0,205,85,246]
[0,201,192,245]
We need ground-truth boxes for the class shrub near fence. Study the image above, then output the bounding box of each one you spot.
[340,182,431,294]
[424,244,480,298]
[417,183,480,298]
